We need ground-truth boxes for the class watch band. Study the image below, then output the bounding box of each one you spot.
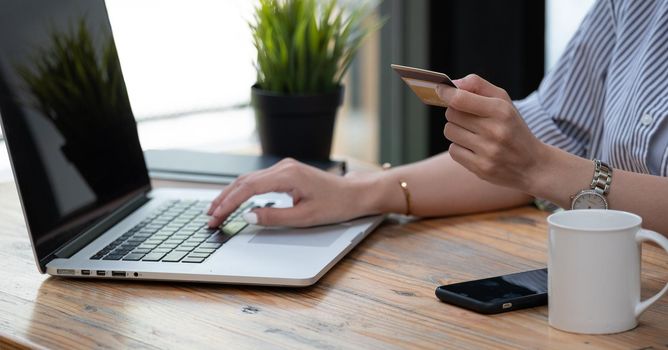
[590,159,613,195]
[570,159,613,210]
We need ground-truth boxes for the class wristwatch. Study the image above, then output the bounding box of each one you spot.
[571,159,613,210]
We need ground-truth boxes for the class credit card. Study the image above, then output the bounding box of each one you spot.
[391,64,457,107]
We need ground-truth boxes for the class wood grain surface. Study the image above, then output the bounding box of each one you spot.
[0,180,667,350]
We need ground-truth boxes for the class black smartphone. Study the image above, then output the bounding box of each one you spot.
[435,268,548,314]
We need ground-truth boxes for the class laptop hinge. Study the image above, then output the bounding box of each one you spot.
[53,193,151,259]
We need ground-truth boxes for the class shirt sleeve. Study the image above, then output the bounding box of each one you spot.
[514,0,617,158]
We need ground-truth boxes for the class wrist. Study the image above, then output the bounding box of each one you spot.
[527,144,594,208]
[346,170,406,216]
[522,142,554,197]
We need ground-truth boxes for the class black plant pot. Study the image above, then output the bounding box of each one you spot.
[251,84,343,161]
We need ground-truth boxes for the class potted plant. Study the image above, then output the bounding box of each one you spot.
[250,0,382,161]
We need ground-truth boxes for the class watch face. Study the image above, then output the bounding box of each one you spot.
[572,190,608,210]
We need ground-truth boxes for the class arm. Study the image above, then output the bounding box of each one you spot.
[363,152,532,217]
[205,152,532,228]
[435,75,668,234]
[534,145,668,233]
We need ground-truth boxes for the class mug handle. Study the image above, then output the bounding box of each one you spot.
[635,229,668,317]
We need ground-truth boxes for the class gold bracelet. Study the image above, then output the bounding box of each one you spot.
[381,163,412,216]
[399,180,411,216]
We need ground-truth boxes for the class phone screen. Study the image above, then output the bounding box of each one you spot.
[441,268,547,303]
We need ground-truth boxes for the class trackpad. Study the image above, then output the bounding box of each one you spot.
[249,225,348,247]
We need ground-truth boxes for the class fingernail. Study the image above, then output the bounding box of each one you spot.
[436,84,444,99]
[242,212,258,225]
[437,85,456,102]
[212,207,223,218]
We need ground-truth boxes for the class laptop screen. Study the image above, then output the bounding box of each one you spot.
[0,0,150,269]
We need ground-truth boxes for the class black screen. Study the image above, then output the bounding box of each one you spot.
[0,0,150,270]
[442,268,548,303]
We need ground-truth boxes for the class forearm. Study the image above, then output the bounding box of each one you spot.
[532,145,668,234]
[354,152,533,217]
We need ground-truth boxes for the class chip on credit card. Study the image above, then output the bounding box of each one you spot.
[391,64,457,107]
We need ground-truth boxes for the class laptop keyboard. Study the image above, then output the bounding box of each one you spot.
[90,200,253,263]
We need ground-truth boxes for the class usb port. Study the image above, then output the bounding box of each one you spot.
[96,270,106,276]
[111,271,126,277]
[81,270,90,276]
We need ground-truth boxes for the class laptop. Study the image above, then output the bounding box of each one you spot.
[0,0,383,286]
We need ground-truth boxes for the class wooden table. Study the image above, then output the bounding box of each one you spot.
[0,179,667,350]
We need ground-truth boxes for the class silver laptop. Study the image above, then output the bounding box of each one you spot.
[0,0,383,286]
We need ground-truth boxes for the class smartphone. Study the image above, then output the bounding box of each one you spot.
[390,64,457,107]
[435,268,548,314]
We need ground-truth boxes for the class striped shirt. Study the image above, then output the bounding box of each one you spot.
[515,0,668,176]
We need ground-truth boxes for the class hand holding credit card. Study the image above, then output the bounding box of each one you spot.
[391,64,457,107]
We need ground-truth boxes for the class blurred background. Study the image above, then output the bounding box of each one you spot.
[0,0,596,181]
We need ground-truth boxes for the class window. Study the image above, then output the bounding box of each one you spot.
[0,1,379,182]
[107,0,259,152]
[107,0,256,119]
[545,0,596,70]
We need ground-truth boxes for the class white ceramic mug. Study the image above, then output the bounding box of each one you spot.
[547,209,668,334]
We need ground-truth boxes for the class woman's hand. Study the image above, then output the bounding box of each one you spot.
[436,74,549,192]
[206,158,381,228]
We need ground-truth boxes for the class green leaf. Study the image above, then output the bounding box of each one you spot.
[249,0,383,94]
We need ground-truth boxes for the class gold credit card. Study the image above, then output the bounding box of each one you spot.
[391,64,457,107]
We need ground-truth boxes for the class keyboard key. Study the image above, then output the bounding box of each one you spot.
[90,253,105,260]
[196,227,218,235]
[193,248,216,254]
[111,248,132,255]
[123,253,146,261]
[152,248,172,253]
[103,254,125,260]
[158,243,178,249]
[199,243,222,249]
[162,251,188,262]
[140,228,159,234]
[181,257,206,263]
[187,252,211,258]
[142,252,168,261]
[132,248,152,254]
[175,246,195,252]
[206,232,233,244]
[138,244,158,249]
[222,221,247,235]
